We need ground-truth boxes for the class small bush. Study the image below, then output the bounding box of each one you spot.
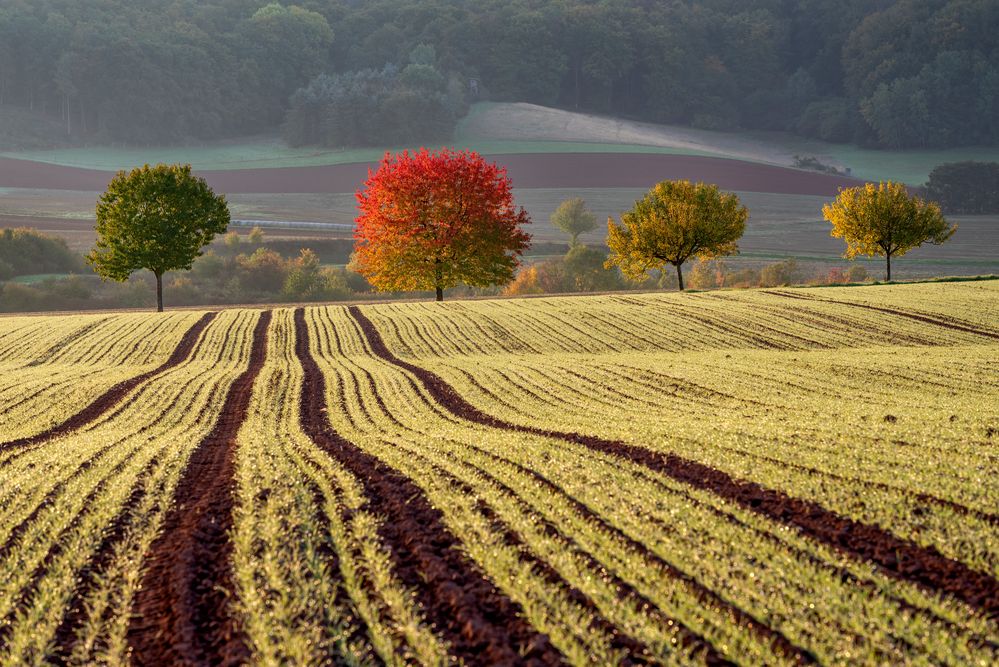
[0,228,83,278]
[760,259,803,287]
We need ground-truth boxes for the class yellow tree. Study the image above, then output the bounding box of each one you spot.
[823,182,955,281]
[605,180,747,290]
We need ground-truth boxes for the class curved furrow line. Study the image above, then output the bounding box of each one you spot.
[0,454,164,651]
[347,305,999,620]
[0,313,238,471]
[702,293,919,347]
[49,378,232,662]
[666,302,790,351]
[323,350,684,662]
[0,372,210,559]
[0,312,218,452]
[22,318,109,368]
[0,366,112,415]
[344,358,816,664]
[609,457,999,652]
[294,308,564,666]
[126,310,271,666]
[382,439,691,665]
[688,298,836,350]
[450,357,999,551]
[766,290,999,340]
[469,361,997,526]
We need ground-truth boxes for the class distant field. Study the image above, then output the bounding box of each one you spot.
[458,103,999,185]
[0,138,701,172]
[5,103,996,184]
[0,282,997,664]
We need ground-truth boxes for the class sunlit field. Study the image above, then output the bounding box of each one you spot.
[1,281,997,664]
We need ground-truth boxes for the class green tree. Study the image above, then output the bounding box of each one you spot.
[823,182,956,281]
[87,164,230,311]
[925,161,999,214]
[563,245,621,292]
[605,180,747,291]
[551,198,598,246]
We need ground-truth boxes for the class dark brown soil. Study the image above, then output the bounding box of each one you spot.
[126,311,271,666]
[0,312,217,452]
[346,306,999,621]
[293,308,564,666]
[0,153,862,195]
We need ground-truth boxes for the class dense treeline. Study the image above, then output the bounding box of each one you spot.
[1,0,997,148]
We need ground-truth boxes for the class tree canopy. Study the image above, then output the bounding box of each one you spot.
[1,0,996,149]
[605,180,747,291]
[550,198,597,247]
[87,164,230,311]
[925,162,999,214]
[353,148,530,301]
[823,182,956,281]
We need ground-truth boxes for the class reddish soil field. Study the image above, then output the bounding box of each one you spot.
[0,153,862,196]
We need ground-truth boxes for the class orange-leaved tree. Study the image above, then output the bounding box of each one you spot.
[353,148,531,301]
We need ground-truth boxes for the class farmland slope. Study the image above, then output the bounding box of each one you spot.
[0,281,996,665]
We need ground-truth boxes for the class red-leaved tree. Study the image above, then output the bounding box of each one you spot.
[353,148,531,301]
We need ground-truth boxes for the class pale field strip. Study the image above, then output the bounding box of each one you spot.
[0,310,257,664]
[0,312,201,441]
[305,304,998,665]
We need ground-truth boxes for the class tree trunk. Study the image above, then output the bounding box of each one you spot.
[155,272,164,312]
[886,253,891,282]
[434,259,443,302]
[676,263,684,291]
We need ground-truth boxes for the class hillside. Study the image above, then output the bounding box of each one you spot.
[0,281,997,664]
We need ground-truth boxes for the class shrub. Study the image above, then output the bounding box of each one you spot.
[283,249,350,301]
[760,259,803,287]
[563,245,621,292]
[0,228,82,277]
[237,248,290,294]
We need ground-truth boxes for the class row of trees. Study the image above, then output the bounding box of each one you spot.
[283,45,467,147]
[86,152,956,309]
[2,0,997,148]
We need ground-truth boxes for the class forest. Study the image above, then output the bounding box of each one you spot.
[0,0,997,149]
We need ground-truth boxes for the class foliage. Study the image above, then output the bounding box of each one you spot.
[550,198,597,246]
[823,182,956,281]
[605,181,747,290]
[87,163,230,310]
[0,227,82,279]
[283,45,467,148]
[353,148,531,301]
[0,1,995,148]
[282,248,350,301]
[925,162,999,214]
[759,258,804,288]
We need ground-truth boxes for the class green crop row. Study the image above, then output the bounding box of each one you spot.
[0,310,257,665]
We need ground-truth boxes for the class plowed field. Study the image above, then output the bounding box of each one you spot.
[1,281,997,665]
